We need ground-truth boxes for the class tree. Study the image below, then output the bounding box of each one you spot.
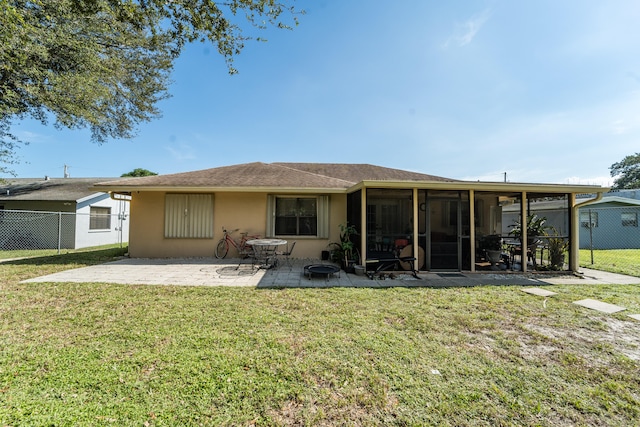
[121,168,158,177]
[609,153,640,189]
[0,0,301,174]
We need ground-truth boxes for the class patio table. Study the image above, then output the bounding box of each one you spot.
[246,238,287,269]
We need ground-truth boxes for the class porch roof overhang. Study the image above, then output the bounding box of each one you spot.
[347,180,609,197]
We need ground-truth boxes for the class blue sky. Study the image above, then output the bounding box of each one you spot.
[9,1,640,186]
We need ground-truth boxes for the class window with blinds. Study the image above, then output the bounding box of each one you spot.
[164,194,214,238]
[267,195,329,238]
[90,206,111,230]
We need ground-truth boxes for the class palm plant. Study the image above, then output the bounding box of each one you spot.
[546,226,569,270]
[508,214,548,244]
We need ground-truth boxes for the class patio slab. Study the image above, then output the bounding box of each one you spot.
[18,257,640,289]
[573,299,626,314]
[542,268,640,285]
[521,287,558,297]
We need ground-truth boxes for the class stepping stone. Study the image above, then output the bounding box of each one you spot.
[573,299,626,314]
[522,287,557,297]
[628,314,640,321]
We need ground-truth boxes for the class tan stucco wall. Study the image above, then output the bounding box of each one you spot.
[128,191,347,259]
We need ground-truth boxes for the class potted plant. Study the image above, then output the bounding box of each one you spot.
[546,226,569,270]
[482,234,503,269]
[328,223,360,272]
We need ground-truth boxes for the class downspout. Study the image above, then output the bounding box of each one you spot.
[413,188,419,269]
[469,189,475,272]
[109,192,131,250]
[521,191,528,273]
[361,188,367,265]
[570,191,604,273]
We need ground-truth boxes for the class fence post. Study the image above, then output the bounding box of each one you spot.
[58,211,62,254]
[588,209,594,264]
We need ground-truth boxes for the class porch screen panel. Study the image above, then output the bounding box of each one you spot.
[165,194,214,238]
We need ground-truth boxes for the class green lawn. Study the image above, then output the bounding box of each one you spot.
[1,249,639,426]
[580,249,640,277]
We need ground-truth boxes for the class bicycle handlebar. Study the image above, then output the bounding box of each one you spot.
[221,226,240,234]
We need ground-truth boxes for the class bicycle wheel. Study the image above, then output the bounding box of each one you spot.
[215,239,229,259]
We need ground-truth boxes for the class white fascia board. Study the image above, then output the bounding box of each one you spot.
[349,180,608,194]
[76,192,110,204]
[92,186,347,194]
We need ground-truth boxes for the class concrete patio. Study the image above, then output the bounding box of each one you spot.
[21,257,640,288]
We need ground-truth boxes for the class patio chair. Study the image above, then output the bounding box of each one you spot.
[276,241,296,267]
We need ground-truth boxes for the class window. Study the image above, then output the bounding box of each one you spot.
[165,194,214,238]
[268,195,329,238]
[622,212,638,227]
[90,206,111,230]
[580,211,598,228]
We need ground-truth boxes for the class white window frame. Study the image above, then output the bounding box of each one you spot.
[164,194,214,239]
[267,195,329,238]
[621,212,638,227]
[89,206,111,230]
[580,211,598,228]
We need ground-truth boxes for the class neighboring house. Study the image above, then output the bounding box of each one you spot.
[0,177,130,250]
[502,193,640,250]
[92,162,606,273]
[502,198,571,237]
[576,196,640,249]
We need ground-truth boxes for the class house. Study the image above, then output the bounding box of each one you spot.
[502,193,640,250]
[576,195,640,249]
[0,177,130,250]
[92,162,607,273]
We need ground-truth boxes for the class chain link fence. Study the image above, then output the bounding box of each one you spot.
[579,205,640,277]
[0,209,128,253]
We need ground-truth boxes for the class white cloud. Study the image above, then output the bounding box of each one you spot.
[442,9,492,48]
[15,130,51,144]
[165,143,196,161]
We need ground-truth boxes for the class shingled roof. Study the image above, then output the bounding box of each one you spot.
[93,162,456,191]
[0,177,120,201]
[273,163,455,183]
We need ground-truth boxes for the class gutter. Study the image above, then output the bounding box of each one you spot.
[570,191,605,273]
[574,192,604,209]
[110,192,132,201]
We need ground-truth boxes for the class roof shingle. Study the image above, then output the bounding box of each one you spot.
[0,177,119,201]
[93,162,455,190]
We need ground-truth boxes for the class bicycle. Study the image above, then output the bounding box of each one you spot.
[215,227,261,259]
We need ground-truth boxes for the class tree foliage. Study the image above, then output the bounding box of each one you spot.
[0,0,300,174]
[121,168,157,177]
[609,153,640,189]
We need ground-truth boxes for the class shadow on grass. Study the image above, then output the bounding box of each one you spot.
[0,247,128,267]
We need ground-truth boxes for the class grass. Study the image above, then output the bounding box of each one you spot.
[1,249,639,426]
[579,249,640,277]
[0,244,128,261]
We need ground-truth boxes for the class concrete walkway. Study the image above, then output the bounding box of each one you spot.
[20,257,640,288]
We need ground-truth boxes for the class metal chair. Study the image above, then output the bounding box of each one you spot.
[276,241,296,267]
